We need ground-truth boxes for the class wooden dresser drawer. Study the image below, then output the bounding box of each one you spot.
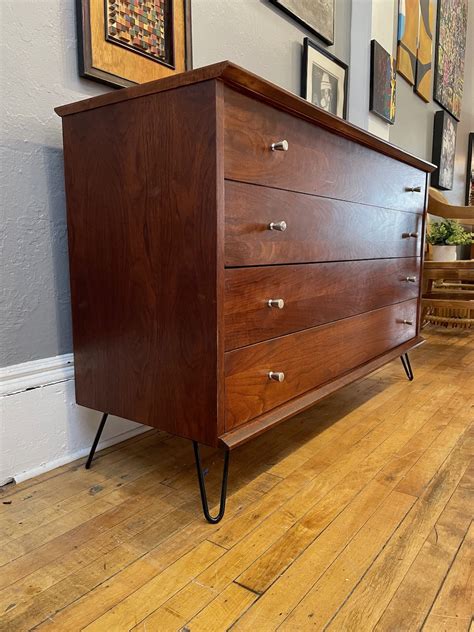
[225,181,422,266]
[224,87,426,213]
[225,258,421,350]
[225,299,418,429]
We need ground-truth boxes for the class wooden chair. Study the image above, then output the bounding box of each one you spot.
[422,188,474,329]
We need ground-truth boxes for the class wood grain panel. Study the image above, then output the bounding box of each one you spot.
[225,300,418,429]
[225,181,422,267]
[62,80,222,446]
[224,87,426,213]
[55,62,435,177]
[224,259,421,350]
[219,336,424,449]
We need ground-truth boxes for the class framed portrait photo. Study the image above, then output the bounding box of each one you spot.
[76,0,192,88]
[301,38,348,120]
[431,110,457,191]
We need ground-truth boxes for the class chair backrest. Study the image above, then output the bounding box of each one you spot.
[428,187,474,224]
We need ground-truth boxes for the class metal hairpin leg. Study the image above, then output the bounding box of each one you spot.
[193,441,230,524]
[400,353,414,381]
[85,413,109,469]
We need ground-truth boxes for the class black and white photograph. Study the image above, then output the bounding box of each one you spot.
[301,37,348,119]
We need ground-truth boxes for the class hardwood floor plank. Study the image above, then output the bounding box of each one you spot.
[234,387,464,597]
[0,330,471,632]
[130,580,217,631]
[81,540,224,631]
[184,582,258,631]
[323,441,471,631]
[26,478,265,631]
[422,522,473,630]
[279,489,416,630]
[375,468,473,631]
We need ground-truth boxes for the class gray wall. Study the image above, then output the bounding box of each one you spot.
[1,0,472,367]
[1,1,107,367]
[0,0,351,367]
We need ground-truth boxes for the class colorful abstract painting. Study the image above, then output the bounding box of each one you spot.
[434,0,468,120]
[431,110,457,190]
[370,40,396,125]
[397,0,419,85]
[414,0,435,101]
[106,0,172,66]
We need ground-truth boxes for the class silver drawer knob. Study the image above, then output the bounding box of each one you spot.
[403,319,414,325]
[402,232,419,239]
[405,276,417,283]
[269,220,287,232]
[268,299,285,309]
[271,140,289,151]
[405,186,422,192]
[268,371,285,382]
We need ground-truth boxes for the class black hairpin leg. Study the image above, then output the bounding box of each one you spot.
[85,413,109,469]
[400,353,414,381]
[193,441,230,524]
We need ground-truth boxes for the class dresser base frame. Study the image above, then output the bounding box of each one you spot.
[83,345,419,523]
[84,412,231,524]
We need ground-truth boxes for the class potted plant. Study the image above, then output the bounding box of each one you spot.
[426,219,473,261]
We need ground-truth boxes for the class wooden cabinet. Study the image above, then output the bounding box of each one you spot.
[56,61,434,520]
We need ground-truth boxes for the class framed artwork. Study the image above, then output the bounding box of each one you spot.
[301,38,348,119]
[433,0,468,120]
[414,0,435,102]
[396,0,419,85]
[76,0,192,88]
[270,0,334,45]
[466,133,474,206]
[370,40,396,125]
[431,110,457,190]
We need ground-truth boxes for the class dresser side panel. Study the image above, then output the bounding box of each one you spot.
[62,80,221,446]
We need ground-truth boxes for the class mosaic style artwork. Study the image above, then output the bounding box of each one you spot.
[414,0,435,102]
[370,40,396,125]
[434,0,468,120]
[397,0,419,85]
[106,0,172,65]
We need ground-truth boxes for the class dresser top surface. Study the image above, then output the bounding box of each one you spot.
[55,60,435,173]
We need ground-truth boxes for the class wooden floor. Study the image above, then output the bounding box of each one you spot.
[0,328,473,632]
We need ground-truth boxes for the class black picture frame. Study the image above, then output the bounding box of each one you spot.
[270,0,334,45]
[369,39,396,125]
[466,132,474,206]
[301,38,348,120]
[76,0,193,89]
[431,110,457,191]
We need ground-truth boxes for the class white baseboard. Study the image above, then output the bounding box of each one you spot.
[0,354,146,486]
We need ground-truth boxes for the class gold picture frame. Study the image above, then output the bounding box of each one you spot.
[77,0,192,88]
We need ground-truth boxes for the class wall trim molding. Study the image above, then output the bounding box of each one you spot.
[0,353,74,397]
[10,425,147,485]
[1,353,146,486]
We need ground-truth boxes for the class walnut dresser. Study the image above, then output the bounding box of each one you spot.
[56,61,435,522]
